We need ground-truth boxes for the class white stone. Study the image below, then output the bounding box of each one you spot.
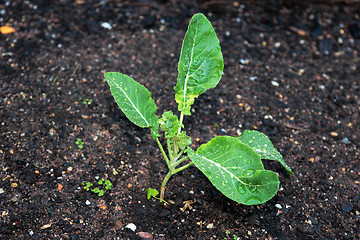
[101,22,112,30]
[275,204,282,209]
[271,80,279,87]
[125,223,137,232]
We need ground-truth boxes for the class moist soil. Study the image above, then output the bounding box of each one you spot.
[1,1,359,239]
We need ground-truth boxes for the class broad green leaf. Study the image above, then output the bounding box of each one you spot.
[105,72,159,138]
[239,130,293,174]
[188,136,279,205]
[174,13,224,115]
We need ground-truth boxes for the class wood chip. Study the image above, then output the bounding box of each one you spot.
[40,223,52,230]
[289,26,307,37]
[57,184,63,191]
[0,26,16,34]
[330,132,338,137]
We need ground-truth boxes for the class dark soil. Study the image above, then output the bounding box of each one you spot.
[1,0,359,239]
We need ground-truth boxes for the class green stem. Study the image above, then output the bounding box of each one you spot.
[160,171,172,200]
[178,112,184,134]
[174,162,194,174]
[176,148,185,160]
[166,139,173,161]
[174,156,189,167]
[155,137,171,170]
[172,138,178,158]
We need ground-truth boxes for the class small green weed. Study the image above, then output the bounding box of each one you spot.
[82,178,112,197]
[75,138,84,149]
[79,97,93,105]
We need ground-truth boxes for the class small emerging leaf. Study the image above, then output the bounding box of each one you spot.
[239,130,293,174]
[146,188,159,200]
[159,111,180,139]
[98,190,105,197]
[174,131,192,150]
[105,72,159,138]
[175,13,224,115]
[98,178,104,185]
[188,136,279,205]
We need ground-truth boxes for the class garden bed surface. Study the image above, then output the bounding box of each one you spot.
[0,0,359,239]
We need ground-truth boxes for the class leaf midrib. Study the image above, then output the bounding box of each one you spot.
[199,154,274,188]
[182,19,199,109]
[197,153,245,186]
[109,77,150,127]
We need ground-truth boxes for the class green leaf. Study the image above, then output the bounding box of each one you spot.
[105,72,159,138]
[239,130,293,174]
[104,180,112,190]
[188,136,280,205]
[159,111,180,139]
[174,13,224,115]
[98,178,104,185]
[174,131,192,150]
[98,190,105,197]
[146,188,159,200]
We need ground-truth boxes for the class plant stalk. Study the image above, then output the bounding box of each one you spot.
[155,137,171,170]
[160,171,172,200]
[178,112,184,134]
[174,162,193,174]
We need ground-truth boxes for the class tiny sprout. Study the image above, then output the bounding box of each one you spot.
[82,178,112,197]
[75,138,84,149]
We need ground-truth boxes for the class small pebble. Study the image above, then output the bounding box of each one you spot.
[206,223,214,229]
[249,76,257,81]
[330,132,338,137]
[101,22,112,30]
[114,220,123,229]
[341,137,350,144]
[275,204,282,209]
[159,210,170,217]
[40,223,52,230]
[317,37,332,54]
[85,200,90,205]
[125,223,137,232]
[136,232,154,240]
[0,188,4,194]
[341,202,353,213]
[239,59,249,65]
[271,80,279,87]
[11,182,18,188]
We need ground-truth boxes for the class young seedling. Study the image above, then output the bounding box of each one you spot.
[75,138,84,149]
[79,97,93,105]
[82,178,113,197]
[104,13,292,205]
